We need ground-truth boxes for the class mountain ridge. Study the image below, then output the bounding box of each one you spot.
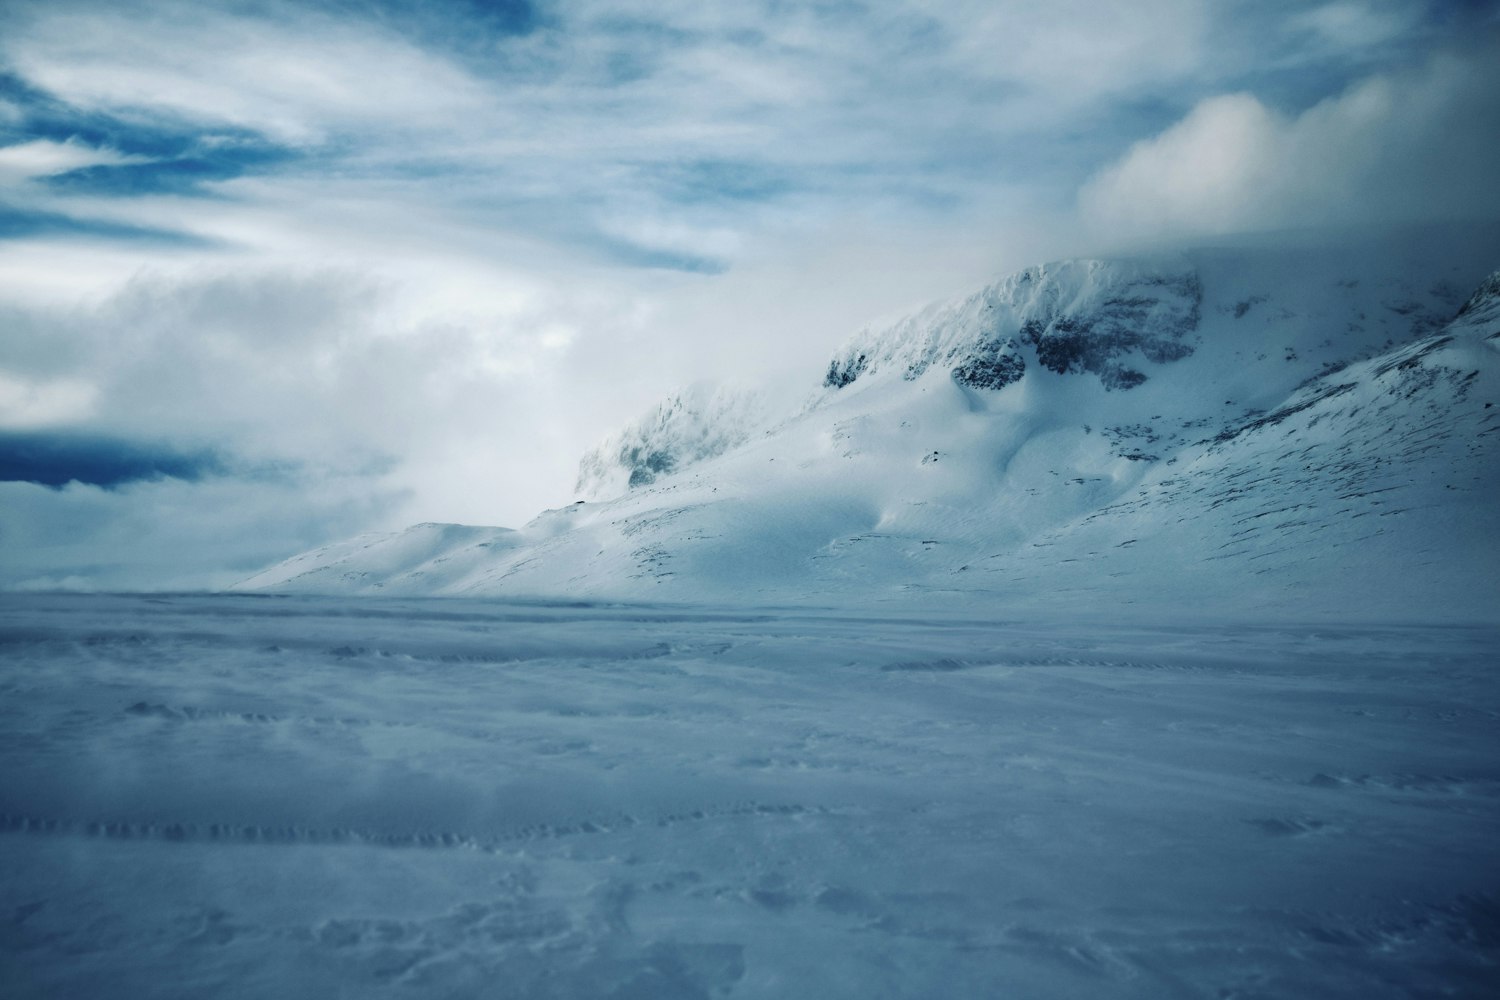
[236,239,1500,622]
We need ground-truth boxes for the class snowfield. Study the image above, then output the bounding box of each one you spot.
[3,593,1498,998]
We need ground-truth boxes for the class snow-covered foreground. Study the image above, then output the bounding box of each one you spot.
[3,594,1498,998]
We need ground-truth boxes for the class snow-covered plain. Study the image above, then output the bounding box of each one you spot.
[3,593,1498,998]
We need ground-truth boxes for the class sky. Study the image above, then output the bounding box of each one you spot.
[1,0,1498,590]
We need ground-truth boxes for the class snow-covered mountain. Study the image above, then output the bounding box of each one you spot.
[574,383,783,501]
[237,235,1500,622]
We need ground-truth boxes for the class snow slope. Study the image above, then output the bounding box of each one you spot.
[574,383,785,501]
[238,235,1500,622]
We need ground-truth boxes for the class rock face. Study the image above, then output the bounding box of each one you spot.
[239,240,1500,623]
[616,258,1206,500]
[1455,269,1500,324]
[823,258,1202,394]
[950,342,1026,390]
[823,353,867,389]
[574,384,774,500]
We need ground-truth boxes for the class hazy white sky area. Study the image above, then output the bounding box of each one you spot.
[1,0,1498,589]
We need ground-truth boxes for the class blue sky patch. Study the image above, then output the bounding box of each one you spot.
[1,70,302,197]
[45,141,301,197]
[659,160,798,206]
[0,206,219,247]
[318,0,542,72]
[592,238,728,275]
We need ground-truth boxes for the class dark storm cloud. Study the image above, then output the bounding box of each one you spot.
[0,431,223,489]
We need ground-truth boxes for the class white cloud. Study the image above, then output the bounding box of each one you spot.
[0,474,405,592]
[0,262,652,533]
[1290,1,1419,50]
[0,369,97,427]
[5,3,492,145]
[944,0,1208,103]
[1078,43,1500,241]
[3,0,1497,590]
[5,0,1454,277]
[0,138,148,184]
[1,0,1215,181]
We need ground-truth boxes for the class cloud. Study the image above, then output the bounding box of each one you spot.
[0,137,147,183]
[0,430,220,488]
[0,262,608,588]
[41,137,297,197]
[3,1,494,146]
[0,262,641,517]
[0,473,403,591]
[1290,1,1420,49]
[0,370,96,427]
[2,0,1497,590]
[0,0,1213,267]
[1078,39,1500,240]
[0,206,218,246]
[5,1,1485,273]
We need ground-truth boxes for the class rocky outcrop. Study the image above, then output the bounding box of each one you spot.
[1454,269,1500,326]
[950,340,1026,390]
[824,353,868,389]
[1018,270,1199,389]
[592,259,1209,503]
[824,257,1202,394]
[574,384,773,501]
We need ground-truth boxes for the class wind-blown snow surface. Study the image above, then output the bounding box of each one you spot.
[237,236,1500,622]
[2,594,1499,998]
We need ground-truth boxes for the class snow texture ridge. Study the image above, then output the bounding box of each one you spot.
[7,595,1499,998]
[234,522,521,594]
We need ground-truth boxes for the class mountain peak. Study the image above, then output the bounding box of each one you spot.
[1454,268,1500,326]
[239,244,1500,622]
[574,383,779,502]
[824,256,1201,394]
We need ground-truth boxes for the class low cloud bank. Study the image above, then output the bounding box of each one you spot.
[1080,42,1500,241]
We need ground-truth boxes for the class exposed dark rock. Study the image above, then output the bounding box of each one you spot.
[820,261,1203,396]
[1098,366,1147,391]
[1140,340,1195,364]
[1017,272,1201,390]
[575,385,770,499]
[1455,271,1500,320]
[951,340,1025,390]
[1232,296,1268,318]
[825,353,868,389]
[1369,336,1453,379]
[624,448,676,488]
